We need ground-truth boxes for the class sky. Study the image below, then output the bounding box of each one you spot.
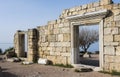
[0,0,119,51]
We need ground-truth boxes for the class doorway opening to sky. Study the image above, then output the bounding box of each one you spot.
[79,25,99,67]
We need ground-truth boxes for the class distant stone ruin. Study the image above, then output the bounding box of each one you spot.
[14,0,120,72]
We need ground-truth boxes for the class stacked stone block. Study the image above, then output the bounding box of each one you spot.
[27,29,38,62]
[14,0,120,72]
[37,20,71,65]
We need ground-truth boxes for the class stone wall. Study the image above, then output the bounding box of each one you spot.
[14,0,120,72]
[37,20,71,64]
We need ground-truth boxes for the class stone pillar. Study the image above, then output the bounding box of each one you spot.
[27,29,38,62]
[71,25,79,64]
[101,0,113,5]
[14,31,25,57]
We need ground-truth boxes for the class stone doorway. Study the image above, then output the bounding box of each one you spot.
[67,10,108,70]
[79,25,99,67]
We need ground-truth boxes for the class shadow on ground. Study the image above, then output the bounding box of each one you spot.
[79,57,99,67]
[2,72,17,77]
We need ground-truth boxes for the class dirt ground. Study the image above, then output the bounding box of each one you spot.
[0,55,119,77]
[0,61,119,77]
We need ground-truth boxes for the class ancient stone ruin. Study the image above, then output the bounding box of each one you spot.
[14,0,120,72]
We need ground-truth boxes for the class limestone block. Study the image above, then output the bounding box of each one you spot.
[60,28,70,33]
[47,56,56,64]
[93,2,100,7]
[104,55,114,63]
[104,28,118,35]
[62,47,67,52]
[53,29,59,34]
[56,56,67,64]
[109,63,116,72]
[112,9,120,15]
[66,47,71,52]
[115,46,120,56]
[75,6,82,11]
[87,8,95,12]
[67,57,71,64]
[100,0,112,5]
[44,51,50,55]
[114,15,120,21]
[58,34,63,42]
[55,42,62,47]
[58,23,64,28]
[62,42,71,47]
[104,46,115,55]
[69,7,76,12]
[64,22,70,27]
[61,53,70,57]
[55,52,61,56]
[104,5,113,10]
[72,11,78,15]
[55,47,62,52]
[87,3,93,8]
[103,62,110,71]
[82,4,88,10]
[50,51,55,56]
[113,4,119,9]
[48,35,56,42]
[78,10,86,15]
[38,58,49,65]
[104,42,119,46]
[115,21,120,27]
[48,20,56,25]
[114,35,120,42]
[114,56,120,63]
[63,34,71,42]
[49,42,55,47]
[104,35,113,42]
[95,6,104,11]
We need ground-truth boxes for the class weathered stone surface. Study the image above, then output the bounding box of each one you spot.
[104,35,113,42]
[100,0,112,5]
[104,55,114,63]
[104,42,119,46]
[114,35,120,42]
[14,0,120,72]
[115,46,120,56]
[114,15,120,21]
[104,46,115,55]
[104,28,118,35]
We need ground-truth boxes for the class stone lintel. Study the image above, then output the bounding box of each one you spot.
[66,9,109,21]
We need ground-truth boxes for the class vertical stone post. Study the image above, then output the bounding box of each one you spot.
[27,29,38,62]
[14,31,25,57]
[101,0,113,5]
[71,25,79,64]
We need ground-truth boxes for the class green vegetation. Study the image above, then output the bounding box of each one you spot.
[3,47,14,54]
[74,69,81,72]
[51,64,74,68]
[99,70,120,76]
[0,48,2,54]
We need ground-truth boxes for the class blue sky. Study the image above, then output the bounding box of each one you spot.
[0,0,119,51]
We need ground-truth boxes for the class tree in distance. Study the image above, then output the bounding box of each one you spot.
[79,28,99,53]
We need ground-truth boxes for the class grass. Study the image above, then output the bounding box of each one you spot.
[51,64,74,68]
[74,69,81,72]
[99,70,120,76]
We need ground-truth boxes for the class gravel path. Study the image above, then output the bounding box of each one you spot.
[0,61,119,77]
